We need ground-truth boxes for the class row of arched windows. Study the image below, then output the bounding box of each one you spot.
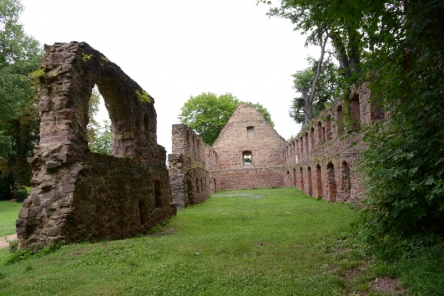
[291,161,351,202]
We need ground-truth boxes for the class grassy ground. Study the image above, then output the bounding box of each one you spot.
[0,201,21,237]
[0,188,403,295]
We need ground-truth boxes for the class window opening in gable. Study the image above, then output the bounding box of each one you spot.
[243,151,252,166]
[247,126,254,139]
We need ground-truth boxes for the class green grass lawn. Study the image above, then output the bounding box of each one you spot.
[0,188,402,295]
[0,201,21,237]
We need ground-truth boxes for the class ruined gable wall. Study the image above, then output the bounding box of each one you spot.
[168,124,217,208]
[284,84,381,202]
[17,42,175,250]
[212,104,287,190]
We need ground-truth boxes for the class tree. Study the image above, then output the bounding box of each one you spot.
[0,0,43,198]
[89,120,113,155]
[264,0,444,250]
[178,93,274,145]
[290,54,342,125]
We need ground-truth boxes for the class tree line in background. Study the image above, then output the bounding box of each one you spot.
[262,0,444,254]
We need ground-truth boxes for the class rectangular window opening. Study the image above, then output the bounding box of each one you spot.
[243,151,252,166]
[247,126,254,139]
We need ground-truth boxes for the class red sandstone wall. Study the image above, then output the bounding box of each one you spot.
[17,42,175,250]
[212,104,287,190]
[168,124,216,208]
[284,84,381,202]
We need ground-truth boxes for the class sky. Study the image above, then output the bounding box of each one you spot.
[20,0,318,154]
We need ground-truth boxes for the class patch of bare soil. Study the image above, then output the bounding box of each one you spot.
[371,277,406,295]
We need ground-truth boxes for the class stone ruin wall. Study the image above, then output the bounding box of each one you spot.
[284,84,384,202]
[16,42,176,250]
[212,104,287,190]
[168,124,218,209]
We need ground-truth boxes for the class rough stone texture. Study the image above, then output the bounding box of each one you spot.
[284,84,381,202]
[16,42,176,250]
[168,124,217,208]
[212,103,287,190]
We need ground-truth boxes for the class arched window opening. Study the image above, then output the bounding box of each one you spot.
[196,178,199,194]
[305,132,309,153]
[87,85,113,155]
[341,161,351,201]
[247,126,254,139]
[300,137,304,154]
[350,95,361,130]
[300,167,304,191]
[138,200,147,225]
[327,162,337,202]
[316,164,323,198]
[293,168,297,187]
[336,105,343,135]
[326,117,332,140]
[154,180,162,208]
[307,166,313,196]
[317,122,323,143]
[310,127,315,150]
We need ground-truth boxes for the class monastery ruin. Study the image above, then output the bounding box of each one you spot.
[17,42,379,249]
[17,42,176,250]
[169,85,381,206]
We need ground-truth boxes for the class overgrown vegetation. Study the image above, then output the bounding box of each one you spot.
[0,0,43,199]
[263,0,444,258]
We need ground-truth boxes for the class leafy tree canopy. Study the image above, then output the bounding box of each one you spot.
[178,92,274,145]
[262,0,444,250]
[290,56,342,125]
[0,0,42,197]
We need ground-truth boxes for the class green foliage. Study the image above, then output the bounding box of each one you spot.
[290,57,343,125]
[0,0,43,195]
[89,120,113,155]
[12,186,28,202]
[178,92,274,145]
[360,0,444,250]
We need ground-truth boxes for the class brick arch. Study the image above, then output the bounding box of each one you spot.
[327,162,337,202]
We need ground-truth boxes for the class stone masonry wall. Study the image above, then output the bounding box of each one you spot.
[212,103,287,190]
[284,84,382,202]
[17,42,175,250]
[168,124,217,208]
